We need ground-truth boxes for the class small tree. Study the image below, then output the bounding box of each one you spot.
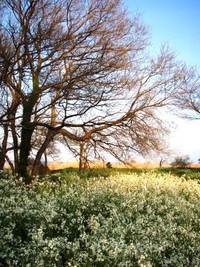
[171,156,191,168]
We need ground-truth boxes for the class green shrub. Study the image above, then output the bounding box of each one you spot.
[1,171,200,266]
[171,156,191,168]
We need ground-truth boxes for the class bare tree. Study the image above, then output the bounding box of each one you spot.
[61,138,93,171]
[175,67,200,118]
[0,0,189,182]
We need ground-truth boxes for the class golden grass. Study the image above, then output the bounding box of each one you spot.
[48,160,171,170]
[5,160,198,172]
[189,163,200,169]
[48,161,79,170]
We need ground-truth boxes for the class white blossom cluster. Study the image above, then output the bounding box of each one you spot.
[1,171,200,266]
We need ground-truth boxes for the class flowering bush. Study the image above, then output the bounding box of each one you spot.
[1,171,200,266]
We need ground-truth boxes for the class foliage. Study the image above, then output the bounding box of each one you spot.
[156,167,200,182]
[1,170,200,266]
[171,156,191,168]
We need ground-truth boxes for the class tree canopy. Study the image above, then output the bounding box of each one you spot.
[0,0,191,182]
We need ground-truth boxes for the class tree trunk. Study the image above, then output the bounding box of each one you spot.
[18,71,40,182]
[79,142,86,172]
[10,119,19,173]
[31,130,55,177]
[159,159,164,168]
[0,150,5,171]
[0,125,8,170]
[5,155,15,173]
[6,96,20,174]
[44,151,48,170]
[18,102,35,183]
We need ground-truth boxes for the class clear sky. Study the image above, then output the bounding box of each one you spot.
[124,0,200,162]
[124,0,200,67]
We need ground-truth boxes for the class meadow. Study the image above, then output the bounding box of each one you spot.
[1,168,200,266]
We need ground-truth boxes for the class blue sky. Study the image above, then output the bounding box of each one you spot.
[125,0,200,67]
[124,0,200,161]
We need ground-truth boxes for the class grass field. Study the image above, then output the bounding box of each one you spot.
[1,168,200,266]
[49,166,200,183]
[47,161,172,171]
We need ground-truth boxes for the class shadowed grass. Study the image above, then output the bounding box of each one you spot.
[39,167,200,189]
[50,167,150,180]
[156,167,200,182]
